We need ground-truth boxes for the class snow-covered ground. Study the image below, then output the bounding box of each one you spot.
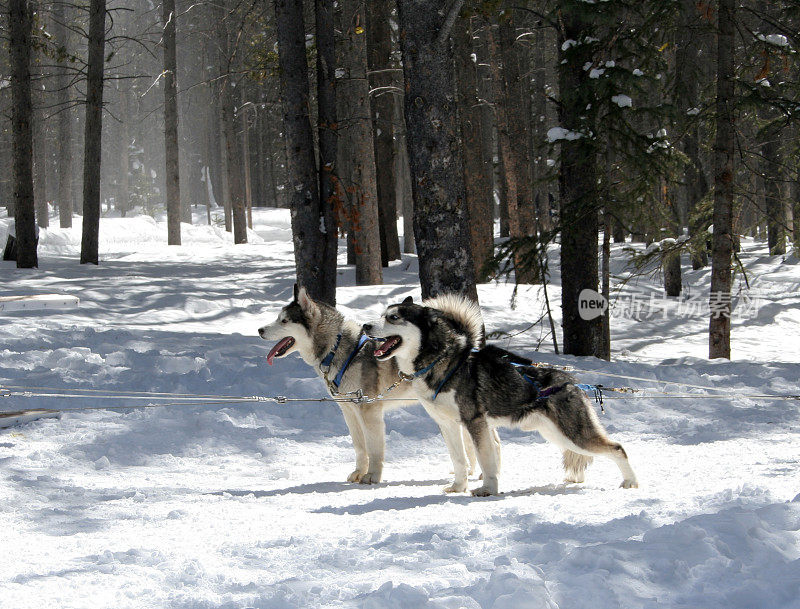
[1,208,798,609]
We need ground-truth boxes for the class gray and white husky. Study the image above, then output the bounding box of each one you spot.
[257,285,482,488]
[364,293,639,496]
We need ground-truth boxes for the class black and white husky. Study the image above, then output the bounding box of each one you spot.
[257,286,483,489]
[364,293,639,496]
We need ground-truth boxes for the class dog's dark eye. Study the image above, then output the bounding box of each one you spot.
[387,314,400,322]
[281,318,288,324]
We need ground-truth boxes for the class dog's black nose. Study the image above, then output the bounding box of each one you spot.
[258,327,265,337]
[362,323,373,336]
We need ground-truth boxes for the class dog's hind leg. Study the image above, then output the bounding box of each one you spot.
[462,426,477,477]
[473,427,502,481]
[596,440,638,489]
[466,416,500,496]
[339,403,369,483]
[542,387,638,488]
[491,428,502,477]
[562,450,592,483]
[358,402,386,484]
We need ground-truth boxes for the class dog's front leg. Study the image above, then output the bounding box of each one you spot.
[421,400,469,493]
[467,416,500,496]
[357,403,386,484]
[339,403,369,482]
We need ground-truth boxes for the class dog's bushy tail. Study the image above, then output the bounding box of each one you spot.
[423,293,484,349]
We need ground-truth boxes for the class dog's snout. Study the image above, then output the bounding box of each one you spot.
[258,327,266,337]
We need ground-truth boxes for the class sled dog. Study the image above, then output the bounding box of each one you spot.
[363,294,639,496]
[257,286,483,488]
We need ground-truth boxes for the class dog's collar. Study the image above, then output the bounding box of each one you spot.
[323,333,370,392]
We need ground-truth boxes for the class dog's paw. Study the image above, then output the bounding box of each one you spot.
[620,478,639,489]
[443,481,468,493]
[470,485,498,497]
[359,472,381,485]
[347,470,366,483]
[564,474,585,484]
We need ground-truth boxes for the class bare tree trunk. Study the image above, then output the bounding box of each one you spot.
[31,0,48,229]
[676,0,709,270]
[203,25,222,218]
[256,102,268,206]
[117,85,131,217]
[762,125,785,255]
[664,250,682,296]
[217,12,247,245]
[338,0,382,284]
[709,0,735,359]
[486,24,509,240]
[498,11,538,284]
[600,211,611,360]
[313,0,339,301]
[1,127,12,218]
[475,19,498,240]
[454,14,493,282]
[398,0,477,301]
[275,0,337,304]
[395,97,415,254]
[33,80,49,229]
[80,0,106,265]
[241,105,254,229]
[262,104,279,206]
[54,0,73,229]
[217,110,233,233]
[367,0,400,267]
[163,0,181,245]
[531,23,552,233]
[215,11,231,232]
[558,6,602,357]
[10,0,37,268]
[793,170,800,252]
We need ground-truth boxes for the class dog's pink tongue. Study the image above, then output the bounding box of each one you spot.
[267,337,293,366]
[374,337,397,357]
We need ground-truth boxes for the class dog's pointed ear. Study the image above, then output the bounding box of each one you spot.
[297,286,319,316]
[402,296,413,304]
[293,283,299,302]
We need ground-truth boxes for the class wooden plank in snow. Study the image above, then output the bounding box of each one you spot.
[0,294,80,312]
[0,409,61,429]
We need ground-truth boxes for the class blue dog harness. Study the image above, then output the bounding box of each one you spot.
[511,362,605,412]
[320,333,371,392]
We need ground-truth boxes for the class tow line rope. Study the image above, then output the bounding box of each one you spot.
[3,368,800,418]
[0,383,410,417]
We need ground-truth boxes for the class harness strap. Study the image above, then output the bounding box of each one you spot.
[509,361,605,412]
[319,333,343,371]
[412,357,441,379]
[331,334,370,390]
[575,383,604,409]
[432,351,471,400]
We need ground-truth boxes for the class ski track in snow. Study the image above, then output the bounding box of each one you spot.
[1,209,799,609]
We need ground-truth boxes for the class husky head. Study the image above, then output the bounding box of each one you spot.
[364,294,483,374]
[257,284,343,366]
[363,296,423,368]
